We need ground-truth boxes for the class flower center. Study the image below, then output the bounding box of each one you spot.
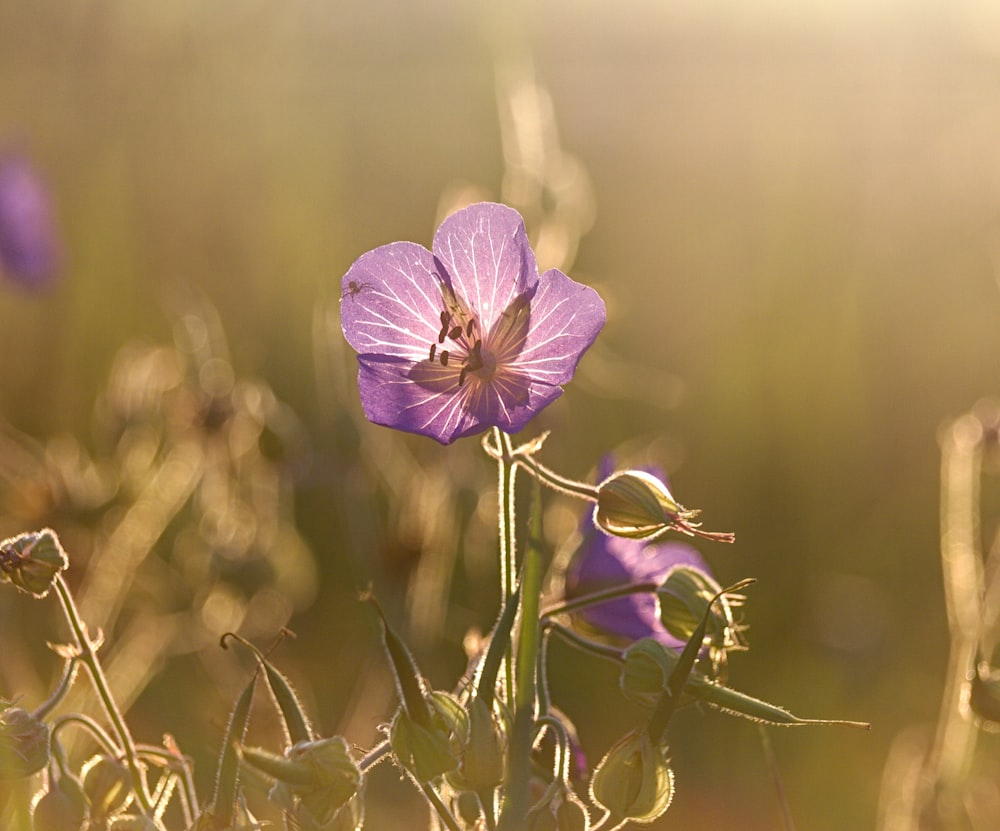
[427,307,492,387]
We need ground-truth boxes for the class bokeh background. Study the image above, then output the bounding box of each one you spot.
[4,1,1000,829]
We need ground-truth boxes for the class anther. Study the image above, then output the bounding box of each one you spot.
[466,319,475,337]
[448,325,463,340]
[438,311,451,343]
[429,344,437,362]
[440,350,450,366]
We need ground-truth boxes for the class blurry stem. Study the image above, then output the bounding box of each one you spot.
[545,621,624,663]
[52,713,121,758]
[512,451,599,502]
[927,414,985,789]
[33,657,80,720]
[52,574,153,815]
[422,782,463,831]
[540,581,659,621]
[359,739,391,772]
[494,428,518,705]
[137,744,199,822]
[758,725,796,831]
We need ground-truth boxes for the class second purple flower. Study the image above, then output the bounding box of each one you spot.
[340,202,605,444]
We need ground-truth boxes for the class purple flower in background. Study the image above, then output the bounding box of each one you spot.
[0,154,60,290]
[340,202,605,444]
[565,460,713,646]
[565,530,710,647]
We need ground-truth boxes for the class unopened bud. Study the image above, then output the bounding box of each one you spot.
[594,472,734,544]
[31,771,87,831]
[588,729,673,823]
[620,638,676,709]
[0,529,68,598]
[657,565,743,668]
[243,736,360,825]
[0,705,49,780]
[390,691,466,783]
[454,696,505,791]
[82,754,132,818]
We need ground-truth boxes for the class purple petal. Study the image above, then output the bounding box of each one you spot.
[566,526,709,646]
[0,155,59,290]
[431,203,538,333]
[510,268,606,386]
[355,353,564,444]
[340,241,444,359]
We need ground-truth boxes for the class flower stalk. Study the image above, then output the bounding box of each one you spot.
[52,574,153,815]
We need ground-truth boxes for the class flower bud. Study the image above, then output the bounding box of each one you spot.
[588,729,673,824]
[526,788,591,831]
[657,565,743,668]
[0,704,49,780]
[242,736,361,826]
[620,638,676,709]
[389,691,466,783]
[594,472,734,544]
[82,754,132,818]
[555,795,590,831]
[31,771,87,831]
[594,471,681,540]
[453,696,505,791]
[0,529,68,598]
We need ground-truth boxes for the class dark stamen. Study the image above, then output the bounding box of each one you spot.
[440,350,450,366]
[459,367,467,386]
[448,325,463,340]
[466,319,475,336]
[429,344,437,362]
[438,311,451,343]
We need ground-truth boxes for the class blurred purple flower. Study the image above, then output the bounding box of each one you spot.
[564,461,712,646]
[340,202,605,444]
[0,154,60,290]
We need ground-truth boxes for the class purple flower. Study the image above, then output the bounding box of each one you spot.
[564,461,713,647]
[565,531,710,647]
[0,154,60,290]
[339,202,605,444]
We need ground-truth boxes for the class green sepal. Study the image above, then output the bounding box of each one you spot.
[209,670,256,825]
[451,696,505,791]
[621,637,869,729]
[220,633,313,746]
[367,594,433,728]
[389,692,466,783]
[589,729,673,823]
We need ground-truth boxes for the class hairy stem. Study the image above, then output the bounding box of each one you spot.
[52,575,153,814]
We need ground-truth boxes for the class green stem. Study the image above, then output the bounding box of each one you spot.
[359,739,391,772]
[52,713,121,758]
[498,479,544,831]
[511,451,599,502]
[32,657,80,721]
[545,621,626,663]
[541,581,659,621]
[52,575,153,815]
[421,782,464,831]
[494,428,518,705]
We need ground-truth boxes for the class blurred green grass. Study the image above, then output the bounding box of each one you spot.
[4,2,1000,828]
